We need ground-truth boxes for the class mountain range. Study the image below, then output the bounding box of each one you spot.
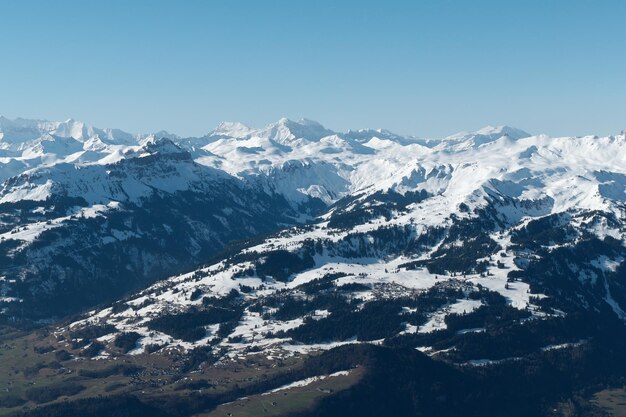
[0,116,625,416]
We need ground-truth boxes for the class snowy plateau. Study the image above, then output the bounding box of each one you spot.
[1,116,626,416]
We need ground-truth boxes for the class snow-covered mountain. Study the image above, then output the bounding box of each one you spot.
[1,116,625,326]
[0,135,304,318]
[5,115,622,216]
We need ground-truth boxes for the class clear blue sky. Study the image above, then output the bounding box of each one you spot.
[1,0,625,137]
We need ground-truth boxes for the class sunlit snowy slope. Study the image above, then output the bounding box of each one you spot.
[2,116,619,360]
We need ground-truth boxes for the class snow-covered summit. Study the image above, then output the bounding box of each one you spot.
[344,128,405,143]
[442,125,531,150]
[210,121,254,139]
[476,125,530,139]
[0,116,137,145]
[142,137,190,158]
[446,125,531,141]
[260,117,335,143]
[207,118,336,144]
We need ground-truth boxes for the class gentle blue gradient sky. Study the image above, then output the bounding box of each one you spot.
[1,0,625,137]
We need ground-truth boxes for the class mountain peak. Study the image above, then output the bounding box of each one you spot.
[262,117,334,143]
[344,127,404,143]
[211,121,253,138]
[445,125,531,145]
[277,117,324,128]
[142,137,189,158]
[475,125,530,139]
[272,117,324,129]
